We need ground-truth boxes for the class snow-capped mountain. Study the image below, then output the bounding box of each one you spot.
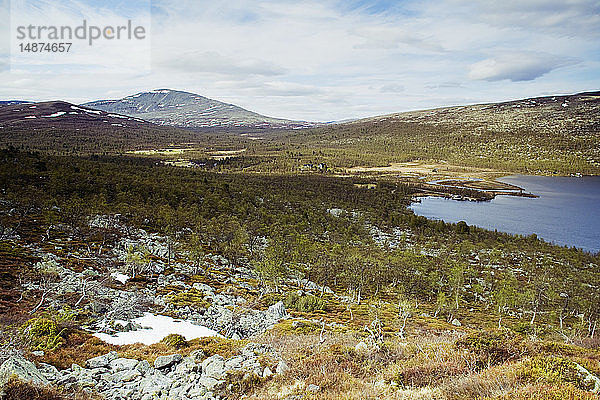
[83,89,318,129]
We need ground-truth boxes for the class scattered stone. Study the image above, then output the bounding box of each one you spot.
[85,351,118,369]
[154,354,183,370]
[354,341,370,352]
[276,360,290,375]
[307,384,320,393]
[451,318,462,327]
[263,366,273,378]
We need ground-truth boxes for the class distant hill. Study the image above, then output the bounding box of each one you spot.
[0,101,200,153]
[268,91,600,175]
[0,101,31,106]
[83,89,318,129]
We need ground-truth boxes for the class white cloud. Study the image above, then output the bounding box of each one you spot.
[468,52,578,82]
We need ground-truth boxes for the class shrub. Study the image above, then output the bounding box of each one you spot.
[284,292,326,313]
[165,288,211,309]
[456,330,527,368]
[161,333,188,349]
[518,356,594,391]
[217,370,264,400]
[491,382,598,400]
[1,377,100,400]
[21,318,66,351]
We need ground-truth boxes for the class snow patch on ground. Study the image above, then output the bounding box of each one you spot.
[95,313,220,345]
[42,112,66,118]
[110,272,130,284]
[24,116,37,119]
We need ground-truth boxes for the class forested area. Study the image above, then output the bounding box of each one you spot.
[1,148,598,338]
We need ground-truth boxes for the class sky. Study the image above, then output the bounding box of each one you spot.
[0,0,599,121]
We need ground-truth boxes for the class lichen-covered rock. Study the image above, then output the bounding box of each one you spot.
[0,355,49,390]
[86,351,118,369]
[154,354,183,370]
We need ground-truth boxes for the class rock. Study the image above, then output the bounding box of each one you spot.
[267,301,288,320]
[354,341,370,353]
[307,384,320,393]
[575,362,600,393]
[202,355,225,379]
[451,318,462,327]
[263,366,273,378]
[225,355,245,371]
[139,372,172,395]
[188,349,206,363]
[154,354,183,370]
[31,351,44,357]
[0,355,49,389]
[110,358,139,372]
[86,351,118,369]
[276,360,290,375]
[136,360,151,375]
[198,376,222,391]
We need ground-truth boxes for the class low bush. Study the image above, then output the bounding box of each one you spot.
[518,356,594,391]
[160,333,188,349]
[456,330,527,368]
[1,377,100,400]
[284,292,326,313]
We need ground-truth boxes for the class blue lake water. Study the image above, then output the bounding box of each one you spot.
[409,175,600,253]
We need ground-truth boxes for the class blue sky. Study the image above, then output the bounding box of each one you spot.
[1,0,599,120]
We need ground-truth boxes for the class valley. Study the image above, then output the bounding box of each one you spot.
[0,90,599,400]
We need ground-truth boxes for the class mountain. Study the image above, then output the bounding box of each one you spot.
[267,91,600,176]
[0,101,200,153]
[83,89,318,129]
[0,100,31,106]
[0,101,149,128]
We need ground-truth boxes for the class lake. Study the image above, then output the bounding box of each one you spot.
[409,175,600,253]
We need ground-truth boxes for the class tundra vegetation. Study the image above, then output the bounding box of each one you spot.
[0,147,598,399]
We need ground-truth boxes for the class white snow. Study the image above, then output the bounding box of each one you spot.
[94,313,220,345]
[108,113,127,119]
[110,272,130,284]
[70,106,87,111]
[41,112,66,118]
[29,106,37,109]
[562,102,568,107]
[24,116,37,119]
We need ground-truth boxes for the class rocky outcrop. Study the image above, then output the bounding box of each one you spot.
[0,354,49,391]
[0,343,286,400]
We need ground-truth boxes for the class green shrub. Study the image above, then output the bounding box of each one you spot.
[166,289,211,309]
[21,319,66,351]
[518,356,594,391]
[161,333,188,349]
[284,292,326,313]
[455,330,526,368]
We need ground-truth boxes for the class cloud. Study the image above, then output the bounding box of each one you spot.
[0,0,598,121]
[351,26,445,52]
[380,83,405,93]
[160,51,285,78]
[468,52,578,82]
